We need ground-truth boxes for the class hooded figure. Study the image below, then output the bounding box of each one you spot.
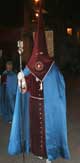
[8,4,70,163]
[1,61,17,122]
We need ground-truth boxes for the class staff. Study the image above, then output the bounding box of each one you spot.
[17,40,25,163]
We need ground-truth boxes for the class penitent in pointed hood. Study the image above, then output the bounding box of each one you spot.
[27,2,54,80]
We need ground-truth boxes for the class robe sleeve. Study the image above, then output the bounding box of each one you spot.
[8,68,30,155]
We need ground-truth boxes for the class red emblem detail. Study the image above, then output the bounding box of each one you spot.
[35,61,44,71]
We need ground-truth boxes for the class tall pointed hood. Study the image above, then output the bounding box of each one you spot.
[27,1,54,80]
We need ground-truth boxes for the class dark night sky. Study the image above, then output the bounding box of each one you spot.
[46,0,80,20]
[0,0,80,27]
[0,0,24,27]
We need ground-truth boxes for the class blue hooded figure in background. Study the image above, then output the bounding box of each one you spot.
[1,61,17,122]
[8,2,70,163]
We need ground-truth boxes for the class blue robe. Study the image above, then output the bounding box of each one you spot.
[1,71,17,122]
[8,64,70,161]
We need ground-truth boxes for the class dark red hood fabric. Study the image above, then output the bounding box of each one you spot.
[27,5,54,80]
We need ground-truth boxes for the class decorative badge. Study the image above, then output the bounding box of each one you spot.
[35,61,44,71]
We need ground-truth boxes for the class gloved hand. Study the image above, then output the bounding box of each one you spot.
[18,71,27,93]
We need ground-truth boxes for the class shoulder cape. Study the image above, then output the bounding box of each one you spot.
[8,64,70,160]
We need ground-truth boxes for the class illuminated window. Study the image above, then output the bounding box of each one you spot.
[67,28,72,36]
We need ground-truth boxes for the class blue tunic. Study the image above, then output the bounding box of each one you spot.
[1,71,17,122]
[8,64,70,161]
